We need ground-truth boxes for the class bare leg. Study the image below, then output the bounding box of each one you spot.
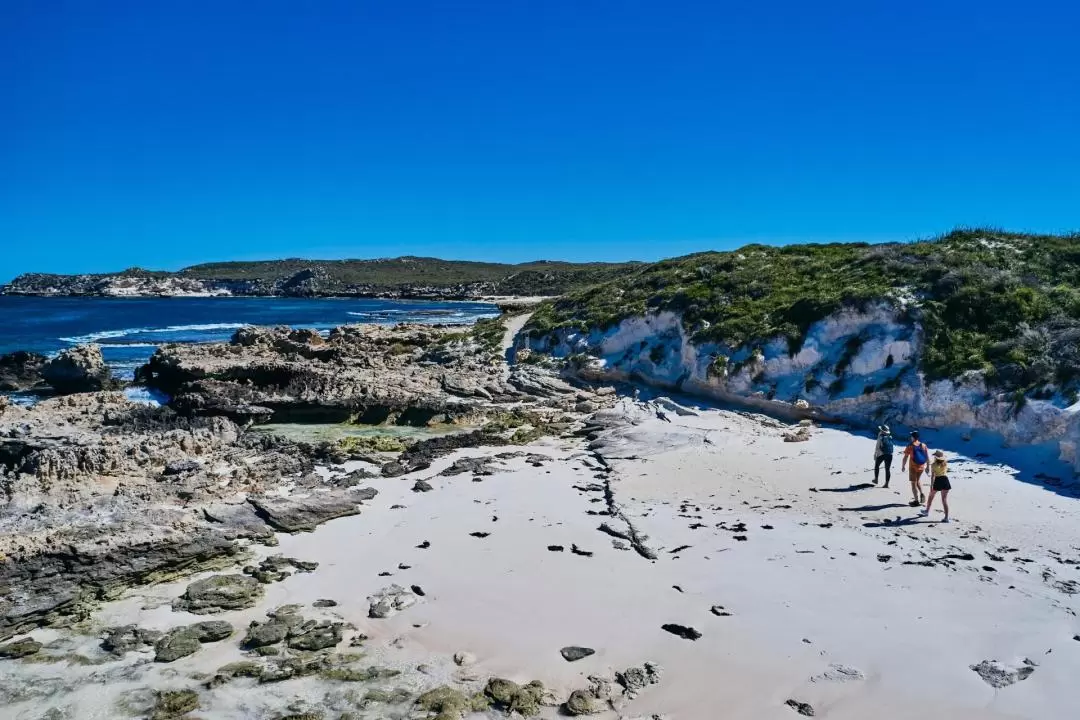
[924,488,937,514]
[941,489,949,520]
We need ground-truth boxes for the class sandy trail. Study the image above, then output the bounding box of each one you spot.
[3,397,1078,720]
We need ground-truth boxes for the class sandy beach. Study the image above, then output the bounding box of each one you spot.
[4,390,1077,720]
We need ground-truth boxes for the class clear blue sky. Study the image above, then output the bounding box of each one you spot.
[2,1,1077,281]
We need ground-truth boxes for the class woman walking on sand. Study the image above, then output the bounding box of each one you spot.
[921,450,951,522]
[873,425,894,487]
[901,430,930,506]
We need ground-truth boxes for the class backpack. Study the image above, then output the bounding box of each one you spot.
[880,437,894,455]
[911,442,928,465]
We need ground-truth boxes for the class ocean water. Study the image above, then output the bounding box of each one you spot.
[0,295,499,380]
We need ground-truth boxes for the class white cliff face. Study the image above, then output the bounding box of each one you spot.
[527,304,1080,474]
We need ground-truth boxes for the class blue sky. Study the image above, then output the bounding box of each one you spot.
[1,1,1077,280]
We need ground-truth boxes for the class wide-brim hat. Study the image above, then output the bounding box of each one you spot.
[933,450,944,457]
[878,424,891,434]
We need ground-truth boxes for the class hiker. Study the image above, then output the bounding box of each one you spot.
[901,430,930,506]
[873,425,894,487]
[921,450,951,522]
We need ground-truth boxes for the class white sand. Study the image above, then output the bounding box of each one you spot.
[5,396,1079,719]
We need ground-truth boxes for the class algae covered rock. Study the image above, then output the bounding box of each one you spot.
[0,637,42,659]
[416,686,490,720]
[173,574,263,614]
[287,621,344,651]
[155,621,234,662]
[565,689,600,715]
[149,689,199,719]
[484,678,545,716]
[154,630,201,663]
[244,620,291,648]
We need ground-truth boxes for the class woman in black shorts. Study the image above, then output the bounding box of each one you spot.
[921,450,951,522]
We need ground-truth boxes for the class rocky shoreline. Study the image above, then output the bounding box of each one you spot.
[3,311,1079,720]
[0,315,614,642]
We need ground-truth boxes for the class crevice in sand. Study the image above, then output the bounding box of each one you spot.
[590,450,658,561]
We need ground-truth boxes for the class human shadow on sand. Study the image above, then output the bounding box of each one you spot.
[811,483,875,493]
[862,516,935,528]
[839,503,909,512]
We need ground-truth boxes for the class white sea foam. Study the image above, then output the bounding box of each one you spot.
[59,322,248,344]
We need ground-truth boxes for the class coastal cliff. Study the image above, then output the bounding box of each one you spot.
[520,229,1080,473]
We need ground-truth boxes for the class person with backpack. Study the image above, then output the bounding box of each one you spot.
[901,430,930,506]
[873,425,894,487]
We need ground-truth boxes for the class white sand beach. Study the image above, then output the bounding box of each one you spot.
[3,394,1078,720]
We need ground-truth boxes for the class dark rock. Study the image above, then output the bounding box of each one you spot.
[410,584,426,597]
[154,628,202,662]
[247,493,359,533]
[243,620,290,648]
[191,620,233,642]
[570,544,593,557]
[41,344,118,394]
[173,574,263,614]
[710,605,733,617]
[1,527,243,642]
[287,620,343,651]
[547,545,564,552]
[163,460,202,476]
[0,351,48,391]
[312,598,338,608]
[412,479,434,493]
[416,540,431,549]
[785,699,815,716]
[469,531,490,539]
[101,625,163,655]
[560,646,595,662]
[353,486,378,502]
[661,623,702,640]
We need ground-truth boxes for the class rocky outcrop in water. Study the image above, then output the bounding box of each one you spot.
[41,344,118,394]
[138,324,517,424]
[0,351,48,392]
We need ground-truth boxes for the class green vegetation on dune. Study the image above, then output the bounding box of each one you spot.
[527,229,1080,394]
[179,257,634,295]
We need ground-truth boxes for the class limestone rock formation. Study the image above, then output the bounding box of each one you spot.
[41,344,118,393]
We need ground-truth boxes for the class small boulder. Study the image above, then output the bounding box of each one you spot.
[565,689,599,716]
[785,699,815,716]
[368,584,418,619]
[101,625,162,655]
[412,479,434,493]
[41,344,117,394]
[154,628,202,663]
[560,646,596,662]
[453,651,476,666]
[173,574,263,614]
[287,621,343,651]
[661,623,702,640]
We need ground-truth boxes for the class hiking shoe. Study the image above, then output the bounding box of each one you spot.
[919,508,929,516]
[941,517,950,523]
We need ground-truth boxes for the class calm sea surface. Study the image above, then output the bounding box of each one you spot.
[0,295,498,379]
